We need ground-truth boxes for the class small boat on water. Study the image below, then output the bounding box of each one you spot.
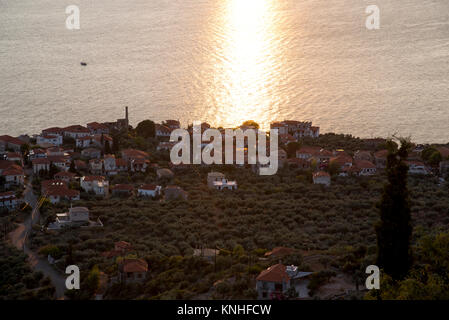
[80,62,87,66]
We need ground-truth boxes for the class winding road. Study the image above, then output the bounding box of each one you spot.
[9,181,67,299]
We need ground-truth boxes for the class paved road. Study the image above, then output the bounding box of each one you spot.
[9,182,67,299]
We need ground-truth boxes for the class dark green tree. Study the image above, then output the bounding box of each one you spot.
[69,160,76,173]
[112,134,120,153]
[241,120,259,129]
[375,138,412,280]
[20,143,30,156]
[286,141,301,158]
[136,120,156,138]
[104,140,112,154]
[49,163,58,177]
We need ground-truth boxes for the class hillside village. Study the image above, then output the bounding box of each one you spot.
[1,108,449,300]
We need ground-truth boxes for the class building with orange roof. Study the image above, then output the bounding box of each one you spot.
[0,191,21,210]
[1,164,25,186]
[80,176,109,196]
[264,247,296,259]
[54,171,77,182]
[313,171,331,186]
[87,122,110,135]
[256,264,312,299]
[63,125,90,139]
[0,135,26,152]
[374,149,388,168]
[354,160,377,176]
[118,258,148,283]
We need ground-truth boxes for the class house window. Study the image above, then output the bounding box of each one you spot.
[274,283,282,291]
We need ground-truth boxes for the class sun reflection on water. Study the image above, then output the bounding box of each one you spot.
[208,0,283,130]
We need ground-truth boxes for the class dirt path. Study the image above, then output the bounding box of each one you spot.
[8,182,67,299]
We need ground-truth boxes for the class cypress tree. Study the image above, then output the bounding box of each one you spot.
[69,160,76,173]
[375,138,412,280]
[105,140,112,154]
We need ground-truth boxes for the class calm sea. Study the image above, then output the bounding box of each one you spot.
[0,0,448,142]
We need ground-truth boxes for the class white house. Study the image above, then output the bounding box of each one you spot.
[296,146,321,160]
[80,176,109,196]
[256,264,312,300]
[32,158,51,174]
[155,124,173,138]
[0,191,21,210]
[6,152,23,165]
[207,172,237,190]
[37,134,63,147]
[406,161,429,175]
[46,186,80,204]
[313,171,331,186]
[47,156,70,172]
[104,154,117,175]
[354,160,377,176]
[212,178,238,190]
[47,206,89,229]
[89,159,104,175]
[207,172,225,188]
[87,122,110,135]
[1,165,25,186]
[137,184,162,197]
[76,136,93,148]
[63,125,91,139]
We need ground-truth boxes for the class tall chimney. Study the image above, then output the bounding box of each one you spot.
[125,106,129,131]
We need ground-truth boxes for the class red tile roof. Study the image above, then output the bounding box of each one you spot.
[374,149,388,159]
[32,158,51,165]
[139,184,158,191]
[354,160,376,169]
[297,146,321,155]
[313,171,330,178]
[64,125,90,133]
[54,171,76,178]
[46,186,79,197]
[264,247,295,258]
[82,175,106,182]
[87,122,109,130]
[77,136,92,141]
[0,160,16,170]
[115,158,128,167]
[436,146,449,158]
[330,154,353,166]
[74,160,87,169]
[42,127,64,134]
[164,119,180,125]
[47,155,69,163]
[113,184,134,191]
[155,124,173,134]
[122,149,149,159]
[115,241,132,251]
[7,152,22,159]
[1,165,24,176]
[256,264,290,283]
[42,180,67,188]
[120,259,148,273]
[0,135,25,146]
